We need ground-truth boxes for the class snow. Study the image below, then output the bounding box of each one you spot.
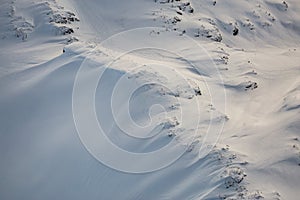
[0,0,300,199]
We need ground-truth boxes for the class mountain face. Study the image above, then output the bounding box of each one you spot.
[0,0,299,199]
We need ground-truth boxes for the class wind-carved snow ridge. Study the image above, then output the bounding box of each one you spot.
[1,0,300,199]
[152,0,223,42]
[152,0,300,47]
[72,28,227,174]
[2,0,79,43]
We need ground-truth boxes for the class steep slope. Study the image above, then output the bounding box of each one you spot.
[0,0,299,200]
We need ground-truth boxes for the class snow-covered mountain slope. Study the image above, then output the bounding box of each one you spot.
[0,0,299,199]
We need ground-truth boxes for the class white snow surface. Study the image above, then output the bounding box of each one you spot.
[0,0,300,199]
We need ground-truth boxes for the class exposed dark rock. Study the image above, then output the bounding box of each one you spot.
[233,27,239,36]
